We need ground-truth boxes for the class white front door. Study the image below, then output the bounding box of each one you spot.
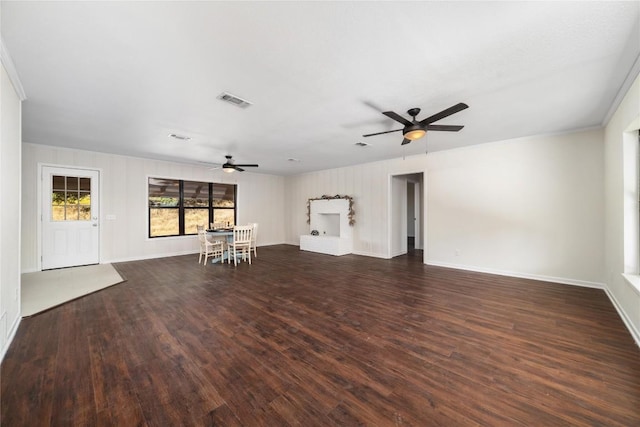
[41,166,100,270]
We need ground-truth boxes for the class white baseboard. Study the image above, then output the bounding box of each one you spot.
[257,241,288,247]
[1,314,21,363]
[291,244,389,259]
[105,249,200,264]
[604,288,640,348]
[352,250,389,259]
[425,260,605,289]
[105,242,287,265]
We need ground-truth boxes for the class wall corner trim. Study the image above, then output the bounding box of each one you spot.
[0,315,21,364]
[602,52,640,126]
[0,37,27,101]
[604,288,640,348]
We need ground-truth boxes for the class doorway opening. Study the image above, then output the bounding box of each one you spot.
[389,172,424,261]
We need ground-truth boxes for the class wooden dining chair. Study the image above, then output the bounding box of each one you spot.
[248,222,258,258]
[228,225,253,266]
[197,227,224,265]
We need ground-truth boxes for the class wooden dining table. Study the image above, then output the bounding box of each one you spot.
[206,229,235,263]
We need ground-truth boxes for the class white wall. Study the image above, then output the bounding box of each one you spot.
[22,144,286,271]
[1,58,23,360]
[604,71,640,345]
[426,129,605,287]
[285,129,605,289]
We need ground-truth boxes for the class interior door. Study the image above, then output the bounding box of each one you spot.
[41,166,100,270]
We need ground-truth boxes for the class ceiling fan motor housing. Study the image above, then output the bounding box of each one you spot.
[403,124,426,140]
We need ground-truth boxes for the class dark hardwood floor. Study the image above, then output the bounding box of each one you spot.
[2,245,639,426]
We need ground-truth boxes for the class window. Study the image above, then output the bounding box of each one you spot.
[622,128,640,293]
[148,178,236,238]
[51,175,92,221]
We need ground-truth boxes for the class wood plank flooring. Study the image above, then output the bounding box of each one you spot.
[2,244,639,426]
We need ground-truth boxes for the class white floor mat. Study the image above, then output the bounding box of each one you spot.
[21,264,125,317]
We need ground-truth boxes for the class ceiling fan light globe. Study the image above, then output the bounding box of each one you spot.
[223,166,234,173]
[404,128,426,140]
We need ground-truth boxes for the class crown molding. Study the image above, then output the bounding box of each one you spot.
[602,51,640,126]
[0,37,26,101]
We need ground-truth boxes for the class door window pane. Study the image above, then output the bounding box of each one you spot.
[79,206,91,220]
[66,205,79,220]
[52,191,65,205]
[52,206,65,221]
[79,192,91,205]
[66,176,79,191]
[52,175,65,190]
[79,177,91,191]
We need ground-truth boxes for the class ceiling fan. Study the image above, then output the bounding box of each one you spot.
[363,102,469,145]
[218,155,259,173]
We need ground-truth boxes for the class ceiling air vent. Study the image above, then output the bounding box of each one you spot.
[168,133,191,141]
[217,92,252,109]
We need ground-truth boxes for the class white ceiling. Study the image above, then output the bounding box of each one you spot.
[2,1,639,175]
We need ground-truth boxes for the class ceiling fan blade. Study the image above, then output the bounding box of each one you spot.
[383,111,413,126]
[235,166,245,172]
[233,164,259,167]
[362,128,403,137]
[419,103,469,126]
[426,124,464,132]
[401,138,411,145]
